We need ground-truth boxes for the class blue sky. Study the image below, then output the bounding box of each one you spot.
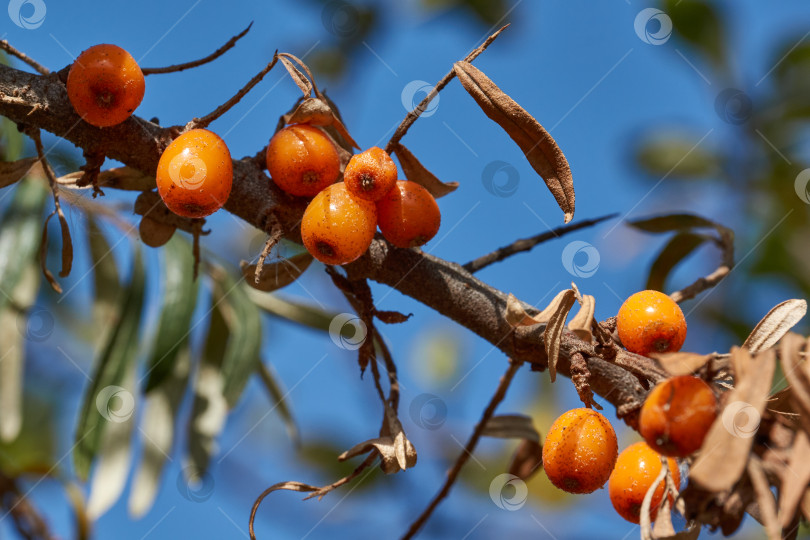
[3,0,810,538]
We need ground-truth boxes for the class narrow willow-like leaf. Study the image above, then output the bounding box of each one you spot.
[0,158,40,189]
[278,54,313,96]
[651,352,712,376]
[454,61,574,222]
[482,414,539,442]
[505,290,571,328]
[567,294,595,342]
[57,167,155,191]
[543,289,577,382]
[257,361,299,447]
[74,248,145,481]
[392,144,458,198]
[508,439,543,481]
[144,236,199,392]
[241,252,313,293]
[87,219,120,348]
[628,213,717,234]
[646,232,707,292]
[742,299,807,353]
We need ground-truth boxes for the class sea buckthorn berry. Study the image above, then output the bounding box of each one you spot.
[301,182,377,265]
[542,408,618,494]
[266,124,340,197]
[376,181,441,249]
[639,375,718,458]
[616,290,687,356]
[156,129,233,219]
[343,146,398,201]
[66,44,145,128]
[609,442,680,524]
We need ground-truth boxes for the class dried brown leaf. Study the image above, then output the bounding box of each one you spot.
[278,54,312,96]
[505,290,571,328]
[284,97,333,126]
[742,299,807,353]
[240,253,313,293]
[780,333,810,436]
[139,216,176,248]
[392,144,458,198]
[640,457,669,540]
[747,458,781,540]
[0,158,40,189]
[778,431,810,530]
[375,310,412,324]
[567,294,595,342]
[57,167,155,191]
[651,352,712,376]
[481,414,539,442]
[543,289,577,383]
[508,439,543,481]
[690,347,776,492]
[454,61,575,222]
[339,403,416,474]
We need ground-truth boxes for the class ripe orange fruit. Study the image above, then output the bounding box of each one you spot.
[609,441,680,524]
[66,44,145,128]
[266,124,340,197]
[301,182,377,265]
[639,375,718,458]
[616,290,687,356]
[542,408,618,494]
[156,129,233,218]
[343,146,398,201]
[376,181,441,249]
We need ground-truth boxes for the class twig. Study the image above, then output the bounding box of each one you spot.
[0,40,49,76]
[670,223,734,303]
[141,23,253,75]
[401,358,524,539]
[463,213,618,273]
[384,24,509,155]
[185,53,279,130]
[0,470,53,539]
[254,222,283,285]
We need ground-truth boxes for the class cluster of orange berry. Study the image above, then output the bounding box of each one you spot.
[541,290,717,524]
[266,124,441,265]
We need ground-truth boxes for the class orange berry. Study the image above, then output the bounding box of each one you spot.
[343,146,398,201]
[266,124,340,197]
[639,375,718,457]
[301,183,377,265]
[609,441,680,524]
[66,44,145,128]
[376,181,441,249]
[542,408,618,494]
[617,290,687,356]
[156,129,233,218]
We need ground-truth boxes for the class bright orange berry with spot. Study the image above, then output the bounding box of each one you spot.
[376,181,441,249]
[617,290,687,356]
[156,129,233,219]
[542,408,618,494]
[266,124,340,197]
[66,44,145,128]
[609,441,680,524]
[301,182,377,265]
[639,375,718,458]
[343,146,398,201]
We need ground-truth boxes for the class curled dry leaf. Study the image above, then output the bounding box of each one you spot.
[779,333,810,436]
[508,439,543,481]
[278,55,313,96]
[689,347,776,492]
[505,289,573,328]
[481,414,540,442]
[0,157,40,189]
[57,167,155,191]
[39,206,73,293]
[639,457,669,540]
[651,351,712,376]
[747,458,781,540]
[543,289,577,382]
[138,216,176,248]
[742,299,807,353]
[778,430,810,531]
[392,144,459,198]
[567,294,595,342]
[240,252,313,293]
[454,61,575,222]
[339,403,416,474]
[284,97,334,126]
